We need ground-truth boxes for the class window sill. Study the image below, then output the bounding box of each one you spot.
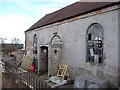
[86,61,104,66]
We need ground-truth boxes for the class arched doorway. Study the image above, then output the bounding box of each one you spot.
[49,34,63,76]
[40,46,48,72]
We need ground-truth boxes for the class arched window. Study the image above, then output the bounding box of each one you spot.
[87,23,103,64]
[50,35,62,44]
[33,34,37,54]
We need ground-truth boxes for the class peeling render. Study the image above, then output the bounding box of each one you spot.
[25,5,119,88]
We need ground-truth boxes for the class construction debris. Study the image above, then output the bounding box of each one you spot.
[44,64,70,88]
[74,75,108,88]
[19,55,34,71]
[45,76,68,88]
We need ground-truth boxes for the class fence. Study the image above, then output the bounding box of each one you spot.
[4,62,51,89]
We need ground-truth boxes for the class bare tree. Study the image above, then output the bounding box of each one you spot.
[0,37,7,44]
[11,37,20,44]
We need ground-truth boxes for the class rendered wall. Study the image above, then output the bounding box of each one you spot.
[25,8,119,87]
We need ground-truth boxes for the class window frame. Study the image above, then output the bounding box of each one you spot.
[86,23,104,64]
[33,34,37,54]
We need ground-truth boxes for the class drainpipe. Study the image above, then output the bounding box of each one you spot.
[24,32,27,55]
[37,44,41,75]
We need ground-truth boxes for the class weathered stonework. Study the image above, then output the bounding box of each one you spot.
[25,5,120,88]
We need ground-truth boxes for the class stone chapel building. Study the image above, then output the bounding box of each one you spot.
[25,2,120,87]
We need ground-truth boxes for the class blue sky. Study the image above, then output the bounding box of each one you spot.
[0,0,79,44]
[0,0,117,44]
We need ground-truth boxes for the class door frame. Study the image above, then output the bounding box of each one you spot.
[38,44,49,75]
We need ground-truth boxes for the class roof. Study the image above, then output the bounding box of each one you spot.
[26,2,120,32]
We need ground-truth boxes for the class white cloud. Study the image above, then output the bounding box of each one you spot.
[0,0,80,44]
[18,1,78,16]
[19,3,59,17]
[0,0,119,2]
[0,14,36,43]
[51,0,79,3]
[0,0,79,3]
[17,1,77,21]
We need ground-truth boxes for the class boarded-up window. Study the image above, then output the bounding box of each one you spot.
[87,23,103,64]
[33,34,37,54]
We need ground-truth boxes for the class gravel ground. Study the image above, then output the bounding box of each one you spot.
[2,72,30,88]
[2,73,13,88]
[2,56,73,89]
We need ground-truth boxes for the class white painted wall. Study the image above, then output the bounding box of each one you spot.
[26,8,119,87]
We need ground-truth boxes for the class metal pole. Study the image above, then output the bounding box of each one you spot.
[38,46,41,75]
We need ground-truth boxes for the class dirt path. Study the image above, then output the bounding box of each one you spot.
[2,73,13,88]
